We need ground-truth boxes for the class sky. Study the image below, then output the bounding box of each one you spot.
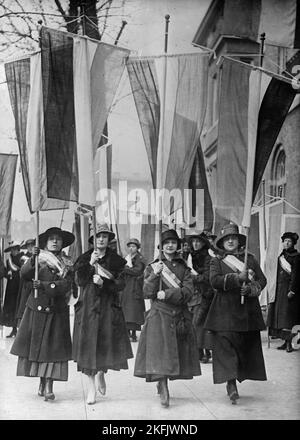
[0,0,211,237]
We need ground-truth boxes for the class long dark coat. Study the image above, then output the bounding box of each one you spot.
[204,251,267,384]
[188,249,214,348]
[10,257,73,362]
[267,248,300,333]
[205,252,266,332]
[134,255,201,381]
[15,254,33,325]
[121,253,145,330]
[72,248,133,375]
[0,253,23,328]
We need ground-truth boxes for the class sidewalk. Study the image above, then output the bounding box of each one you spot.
[0,324,299,420]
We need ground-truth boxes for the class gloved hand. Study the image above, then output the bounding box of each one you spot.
[240,284,251,296]
[287,291,296,300]
[238,270,249,283]
[93,274,104,286]
[153,261,164,275]
[32,246,40,256]
[32,279,41,289]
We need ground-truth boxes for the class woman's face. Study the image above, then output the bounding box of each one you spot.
[10,247,20,256]
[223,235,239,252]
[192,238,204,251]
[283,238,293,250]
[96,233,109,250]
[46,234,63,252]
[162,239,178,255]
[183,242,189,252]
[128,244,138,254]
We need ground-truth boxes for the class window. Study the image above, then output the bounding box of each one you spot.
[271,146,286,198]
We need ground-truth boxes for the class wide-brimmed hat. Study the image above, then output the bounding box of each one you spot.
[88,223,115,244]
[127,238,141,248]
[21,238,36,249]
[188,230,210,249]
[4,241,22,253]
[39,227,75,250]
[215,222,246,249]
[281,232,299,245]
[159,229,181,249]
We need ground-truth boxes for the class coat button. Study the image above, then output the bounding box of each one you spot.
[50,283,55,289]
[172,311,176,315]
[45,307,50,312]
[37,306,42,311]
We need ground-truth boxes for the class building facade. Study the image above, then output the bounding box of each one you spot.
[192,0,300,304]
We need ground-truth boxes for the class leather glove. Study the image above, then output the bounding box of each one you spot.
[240,284,251,296]
[238,270,249,283]
[32,279,41,290]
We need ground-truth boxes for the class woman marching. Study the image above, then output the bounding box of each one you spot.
[267,232,300,352]
[10,227,75,401]
[134,229,201,408]
[72,224,133,405]
[204,222,267,404]
[0,241,24,338]
[121,238,145,342]
[187,231,214,363]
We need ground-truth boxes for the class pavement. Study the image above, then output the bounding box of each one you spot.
[0,310,299,421]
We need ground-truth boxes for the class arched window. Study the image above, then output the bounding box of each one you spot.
[271,146,286,198]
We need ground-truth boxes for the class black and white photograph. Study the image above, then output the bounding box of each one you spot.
[0,0,299,424]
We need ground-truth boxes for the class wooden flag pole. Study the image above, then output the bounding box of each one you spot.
[92,206,97,251]
[34,211,39,299]
[259,33,270,348]
[158,14,170,269]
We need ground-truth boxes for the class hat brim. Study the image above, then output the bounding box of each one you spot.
[188,235,210,249]
[215,232,246,250]
[39,230,75,250]
[88,230,115,244]
[127,241,140,248]
[4,245,20,253]
[21,240,36,249]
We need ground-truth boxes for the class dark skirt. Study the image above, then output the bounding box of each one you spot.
[211,331,267,384]
[16,357,68,381]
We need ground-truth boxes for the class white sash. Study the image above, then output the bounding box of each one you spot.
[222,254,255,281]
[125,254,133,268]
[186,254,198,276]
[222,254,245,273]
[279,255,292,274]
[151,262,182,289]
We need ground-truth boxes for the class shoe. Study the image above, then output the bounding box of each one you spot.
[201,354,209,363]
[226,380,239,404]
[97,371,106,395]
[38,378,46,397]
[159,378,169,408]
[6,328,17,338]
[286,341,294,353]
[205,349,212,360]
[44,379,55,401]
[277,342,287,350]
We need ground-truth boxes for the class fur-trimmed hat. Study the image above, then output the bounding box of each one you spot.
[39,227,75,250]
[215,222,246,249]
[88,223,115,244]
[281,232,299,245]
